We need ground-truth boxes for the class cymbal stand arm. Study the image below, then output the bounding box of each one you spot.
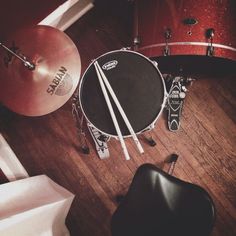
[0,42,35,70]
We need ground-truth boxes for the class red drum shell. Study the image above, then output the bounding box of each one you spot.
[134,0,236,61]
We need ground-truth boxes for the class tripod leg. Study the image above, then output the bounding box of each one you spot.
[72,95,90,154]
[145,135,156,146]
[78,130,90,154]
[141,127,157,147]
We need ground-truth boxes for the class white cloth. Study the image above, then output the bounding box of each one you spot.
[0,175,75,236]
[0,134,29,181]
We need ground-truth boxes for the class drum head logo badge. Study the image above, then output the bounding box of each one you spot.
[102,60,118,70]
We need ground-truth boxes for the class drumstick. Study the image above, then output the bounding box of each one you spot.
[94,62,130,160]
[95,61,144,154]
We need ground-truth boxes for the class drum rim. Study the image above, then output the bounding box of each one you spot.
[138,41,236,53]
[78,49,167,138]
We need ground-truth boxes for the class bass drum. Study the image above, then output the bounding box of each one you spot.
[79,49,166,137]
[133,0,236,75]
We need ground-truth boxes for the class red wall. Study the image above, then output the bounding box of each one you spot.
[0,0,66,40]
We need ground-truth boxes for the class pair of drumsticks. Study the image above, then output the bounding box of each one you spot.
[94,61,144,160]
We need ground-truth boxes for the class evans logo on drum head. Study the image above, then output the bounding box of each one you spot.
[102,60,118,70]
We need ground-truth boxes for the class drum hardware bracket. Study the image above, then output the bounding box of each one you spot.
[71,94,90,154]
[121,47,131,51]
[133,35,141,50]
[133,36,141,45]
[206,28,215,56]
[163,28,172,56]
[164,75,195,131]
[142,122,155,133]
[152,60,158,68]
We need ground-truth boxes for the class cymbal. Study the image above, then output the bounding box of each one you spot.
[0,25,81,116]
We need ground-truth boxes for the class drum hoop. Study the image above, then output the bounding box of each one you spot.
[78,49,167,138]
[139,42,236,52]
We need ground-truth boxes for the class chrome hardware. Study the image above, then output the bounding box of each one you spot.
[206,28,215,38]
[133,36,141,46]
[133,36,141,51]
[121,47,131,51]
[206,28,215,56]
[152,60,158,68]
[0,41,35,70]
[72,93,90,154]
[163,28,171,56]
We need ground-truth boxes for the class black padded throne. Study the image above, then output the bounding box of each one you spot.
[111,164,215,236]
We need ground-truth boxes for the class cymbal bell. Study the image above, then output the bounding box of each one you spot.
[0,25,81,116]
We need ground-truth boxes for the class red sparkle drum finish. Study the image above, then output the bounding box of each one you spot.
[134,0,236,61]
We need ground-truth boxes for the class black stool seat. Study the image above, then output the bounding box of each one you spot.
[111,164,215,236]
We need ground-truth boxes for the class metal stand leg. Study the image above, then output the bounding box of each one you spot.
[72,94,90,154]
[72,93,110,159]
[141,123,157,146]
[165,154,179,175]
[143,134,156,146]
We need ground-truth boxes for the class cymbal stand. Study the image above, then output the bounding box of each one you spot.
[0,42,35,70]
[71,93,89,154]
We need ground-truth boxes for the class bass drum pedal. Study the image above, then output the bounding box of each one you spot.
[164,75,194,131]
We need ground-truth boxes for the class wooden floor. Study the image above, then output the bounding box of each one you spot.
[0,2,236,236]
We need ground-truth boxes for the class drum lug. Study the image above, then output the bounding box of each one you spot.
[207,45,215,57]
[163,46,170,56]
[149,122,155,130]
[142,122,155,132]
[152,60,158,68]
[163,98,168,109]
[121,47,131,51]
[206,28,215,56]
